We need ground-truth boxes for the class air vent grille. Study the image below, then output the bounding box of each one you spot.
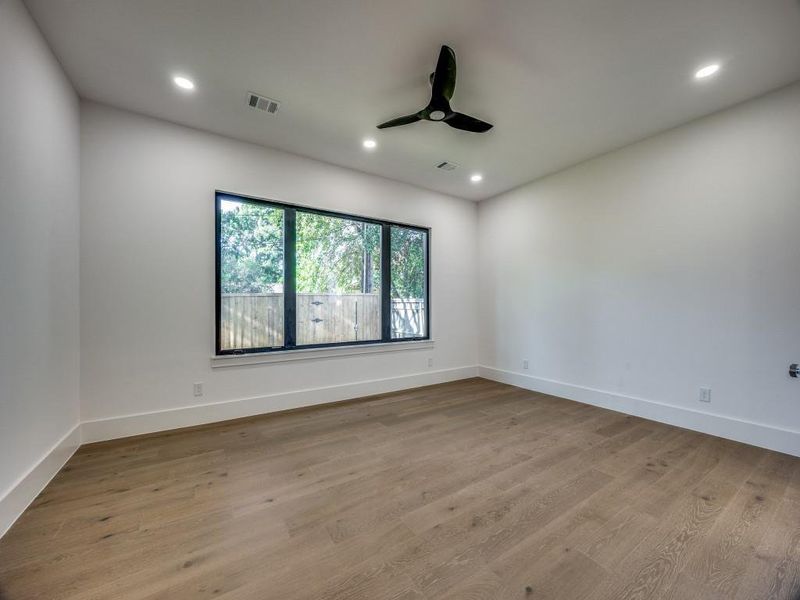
[247,92,280,115]
[436,161,459,171]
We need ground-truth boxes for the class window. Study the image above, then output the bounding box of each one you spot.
[296,212,381,345]
[390,226,428,339]
[216,192,429,354]
[218,198,284,351]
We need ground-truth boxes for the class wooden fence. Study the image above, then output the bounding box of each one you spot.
[296,293,381,346]
[220,293,284,350]
[220,293,424,350]
[220,294,425,350]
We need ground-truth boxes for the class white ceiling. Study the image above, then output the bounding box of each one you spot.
[26,0,800,200]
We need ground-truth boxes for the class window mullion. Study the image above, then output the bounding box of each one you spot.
[215,196,222,355]
[284,208,297,348]
[381,223,391,342]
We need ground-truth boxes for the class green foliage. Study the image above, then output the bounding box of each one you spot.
[220,200,425,300]
[220,201,283,294]
[296,213,381,294]
[391,227,426,299]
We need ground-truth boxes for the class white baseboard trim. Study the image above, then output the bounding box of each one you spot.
[81,366,479,444]
[0,423,82,538]
[479,366,800,458]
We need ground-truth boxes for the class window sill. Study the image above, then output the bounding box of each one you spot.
[210,340,434,368]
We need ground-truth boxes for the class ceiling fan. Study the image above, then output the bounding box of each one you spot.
[377,45,493,133]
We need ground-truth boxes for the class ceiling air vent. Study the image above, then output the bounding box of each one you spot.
[246,92,280,115]
[436,161,459,171]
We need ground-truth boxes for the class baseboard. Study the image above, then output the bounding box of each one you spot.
[81,366,479,443]
[479,366,800,458]
[0,424,82,538]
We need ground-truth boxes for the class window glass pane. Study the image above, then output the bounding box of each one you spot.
[390,226,427,339]
[219,199,284,350]
[296,212,381,345]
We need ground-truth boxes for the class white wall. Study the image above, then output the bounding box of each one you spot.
[79,102,478,440]
[0,0,82,534]
[478,82,800,456]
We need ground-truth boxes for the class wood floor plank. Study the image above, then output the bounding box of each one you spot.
[732,468,800,600]
[586,438,765,600]
[0,378,798,600]
[681,450,795,597]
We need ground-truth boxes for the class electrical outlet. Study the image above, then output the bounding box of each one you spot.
[193,382,203,397]
[523,359,529,370]
[699,387,711,403]
[427,357,434,368]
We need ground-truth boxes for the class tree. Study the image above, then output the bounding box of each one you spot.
[219,202,283,294]
[390,227,425,299]
[220,201,425,302]
[296,213,381,294]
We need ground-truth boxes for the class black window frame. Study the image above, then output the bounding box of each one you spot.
[215,190,431,355]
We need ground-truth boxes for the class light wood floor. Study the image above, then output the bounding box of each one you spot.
[1,378,799,600]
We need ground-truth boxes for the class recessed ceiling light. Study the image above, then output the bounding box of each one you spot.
[694,63,720,80]
[173,76,195,90]
[470,173,483,183]
[362,138,377,150]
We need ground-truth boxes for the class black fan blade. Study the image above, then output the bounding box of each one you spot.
[431,45,457,102]
[377,113,422,129]
[444,112,493,133]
